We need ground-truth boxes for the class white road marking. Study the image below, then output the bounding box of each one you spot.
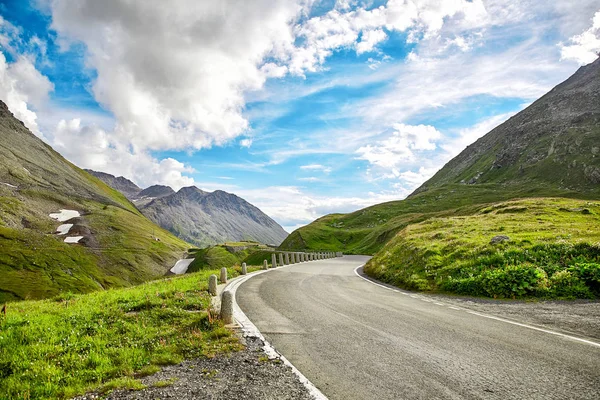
[225,260,329,400]
[353,265,600,348]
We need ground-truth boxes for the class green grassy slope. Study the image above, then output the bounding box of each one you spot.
[0,101,190,302]
[279,183,597,255]
[0,270,240,399]
[186,241,276,273]
[365,198,600,299]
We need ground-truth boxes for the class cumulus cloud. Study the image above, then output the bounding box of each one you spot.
[52,118,195,190]
[48,0,309,152]
[0,53,53,137]
[356,29,387,54]
[560,11,600,65]
[239,138,253,148]
[356,123,441,169]
[237,185,403,231]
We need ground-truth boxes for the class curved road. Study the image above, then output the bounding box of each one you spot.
[236,255,600,400]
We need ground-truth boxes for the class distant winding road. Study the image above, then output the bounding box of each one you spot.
[236,255,600,400]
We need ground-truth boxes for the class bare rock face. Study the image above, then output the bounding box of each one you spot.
[87,171,289,247]
[490,235,510,245]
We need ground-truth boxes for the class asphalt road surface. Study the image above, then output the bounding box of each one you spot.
[236,255,600,400]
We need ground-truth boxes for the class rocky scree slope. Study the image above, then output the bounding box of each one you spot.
[141,186,288,248]
[89,171,288,248]
[279,57,600,256]
[0,100,190,302]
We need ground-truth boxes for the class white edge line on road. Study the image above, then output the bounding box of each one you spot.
[353,265,600,349]
[225,264,329,400]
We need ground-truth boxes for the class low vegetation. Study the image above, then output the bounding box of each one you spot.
[365,198,600,299]
[0,270,241,399]
[187,241,278,272]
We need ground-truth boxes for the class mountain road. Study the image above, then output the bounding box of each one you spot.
[236,255,600,400]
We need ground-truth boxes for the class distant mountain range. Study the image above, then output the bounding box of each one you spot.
[0,100,190,302]
[86,170,288,247]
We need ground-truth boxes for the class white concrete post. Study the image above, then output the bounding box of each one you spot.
[241,262,247,275]
[272,253,277,268]
[221,291,233,324]
[291,253,296,263]
[263,259,268,270]
[279,253,284,267]
[208,274,218,296]
[220,267,227,284]
[284,252,290,265]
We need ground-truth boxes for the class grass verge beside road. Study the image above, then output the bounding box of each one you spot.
[365,198,600,299]
[0,269,241,400]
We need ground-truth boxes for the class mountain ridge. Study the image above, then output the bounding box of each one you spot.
[87,171,289,247]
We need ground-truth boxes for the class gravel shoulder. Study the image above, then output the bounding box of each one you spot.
[75,335,313,400]
[358,265,600,340]
[430,294,600,340]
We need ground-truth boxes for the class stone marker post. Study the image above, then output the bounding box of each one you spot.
[241,262,247,275]
[208,274,217,296]
[263,259,268,270]
[291,253,296,264]
[279,253,284,266]
[284,252,290,265]
[272,253,277,268]
[220,267,227,284]
[221,291,233,324]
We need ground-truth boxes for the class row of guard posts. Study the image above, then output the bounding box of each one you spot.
[212,250,344,323]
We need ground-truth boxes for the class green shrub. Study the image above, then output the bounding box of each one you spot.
[480,264,547,298]
[549,270,593,299]
[568,263,600,296]
[441,276,482,296]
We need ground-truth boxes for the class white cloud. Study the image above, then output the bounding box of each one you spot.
[48,0,309,152]
[239,138,253,148]
[52,118,195,190]
[300,164,332,173]
[560,11,600,65]
[356,29,387,54]
[237,185,404,229]
[0,53,53,137]
[356,123,441,169]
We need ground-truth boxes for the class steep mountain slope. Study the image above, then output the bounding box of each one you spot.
[413,57,600,195]
[141,186,288,247]
[88,170,289,247]
[0,101,190,302]
[279,57,600,256]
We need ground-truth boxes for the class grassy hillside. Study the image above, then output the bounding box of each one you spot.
[365,198,600,299]
[0,101,190,302]
[0,269,240,400]
[279,182,596,255]
[186,241,276,273]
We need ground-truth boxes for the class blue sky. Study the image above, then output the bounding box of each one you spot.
[1,0,599,231]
